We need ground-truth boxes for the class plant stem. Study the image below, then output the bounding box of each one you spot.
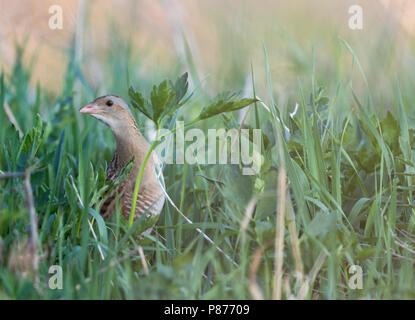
[128,117,200,229]
[128,136,159,229]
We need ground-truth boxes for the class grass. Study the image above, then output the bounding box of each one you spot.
[1,28,415,300]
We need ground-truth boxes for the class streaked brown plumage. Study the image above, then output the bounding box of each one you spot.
[79,95,164,225]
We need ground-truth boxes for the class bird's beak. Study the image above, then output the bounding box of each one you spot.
[79,103,99,115]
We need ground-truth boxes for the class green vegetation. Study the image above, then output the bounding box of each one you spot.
[1,30,415,299]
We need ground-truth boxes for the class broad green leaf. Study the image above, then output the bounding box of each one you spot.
[170,72,190,107]
[305,210,339,238]
[129,86,152,119]
[150,80,176,124]
[163,72,192,119]
[197,92,257,120]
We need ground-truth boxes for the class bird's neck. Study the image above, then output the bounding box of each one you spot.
[113,126,150,170]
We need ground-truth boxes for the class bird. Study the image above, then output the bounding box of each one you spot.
[79,95,165,228]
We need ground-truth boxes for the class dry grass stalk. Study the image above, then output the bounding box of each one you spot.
[138,245,149,275]
[249,240,272,300]
[299,251,328,299]
[283,251,327,300]
[273,167,287,300]
[23,169,39,279]
[240,197,257,243]
[3,102,23,138]
[285,193,304,275]
[9,240,36,277]
[283,273,292,299]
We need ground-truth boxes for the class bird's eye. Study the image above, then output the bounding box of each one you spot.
[106,100,114,107]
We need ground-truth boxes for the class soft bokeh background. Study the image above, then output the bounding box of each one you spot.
[1,0,414,108]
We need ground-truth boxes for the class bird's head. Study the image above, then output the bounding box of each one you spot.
[79,95,137,134]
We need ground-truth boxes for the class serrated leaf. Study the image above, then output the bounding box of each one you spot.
[18,114,49,158]
[129,86,152,119]
[150,80,176,124]
[170,72,189,107]
[163,72,192,119]
[197,92,257,120]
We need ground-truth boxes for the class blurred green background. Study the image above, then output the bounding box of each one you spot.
[1,0,414,104]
